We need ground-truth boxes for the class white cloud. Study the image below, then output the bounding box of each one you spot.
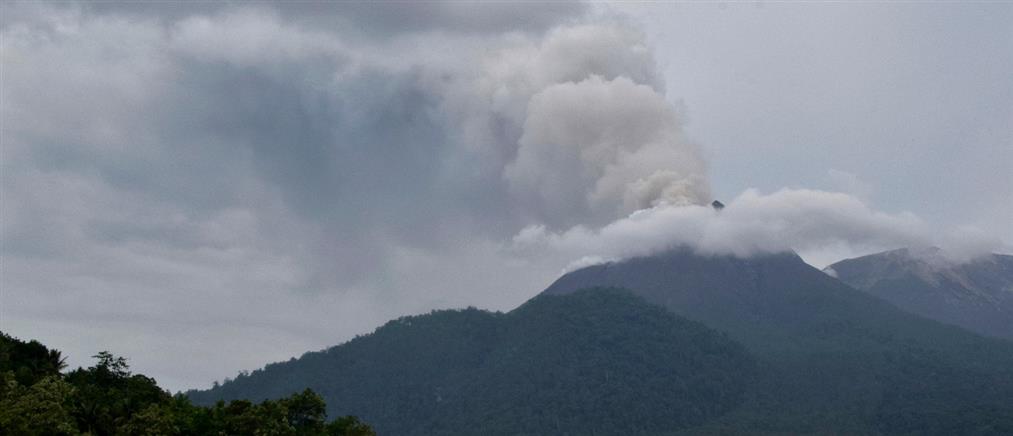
[511,187,994,269]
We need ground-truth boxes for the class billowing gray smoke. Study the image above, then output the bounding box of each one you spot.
[507,75,709,228]
[446,21,711,229]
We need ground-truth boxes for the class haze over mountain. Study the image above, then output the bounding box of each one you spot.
[827,248,1013,341]
[193,248,1013,435]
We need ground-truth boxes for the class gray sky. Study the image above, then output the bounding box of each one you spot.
[2,1,1010,392]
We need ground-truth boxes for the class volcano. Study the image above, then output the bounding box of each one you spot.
[191,248,1013,435]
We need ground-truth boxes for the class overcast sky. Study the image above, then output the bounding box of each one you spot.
[2,1,1010,392]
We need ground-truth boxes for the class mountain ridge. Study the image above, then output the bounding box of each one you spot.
[542,247,1013,433]
[827,248,1013,340]
[189,288,756,435]
[192,247,1013,435]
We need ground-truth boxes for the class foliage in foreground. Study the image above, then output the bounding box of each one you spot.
[0,332,373,436]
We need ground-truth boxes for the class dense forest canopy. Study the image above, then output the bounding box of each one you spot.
[544,251,1013,434]
[190,288,756,435]
[0,332,374,436]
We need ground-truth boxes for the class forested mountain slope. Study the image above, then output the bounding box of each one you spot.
[544,248,1013,434]
[190,289,755,436]
[193,249,1013,435]
[827,248,1013,340]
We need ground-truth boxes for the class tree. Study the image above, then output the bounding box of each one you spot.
[65,351,170,435]
[1,333,67,386]
[91,351,130,379]
[0,373,79,435]
[117,403,177,436]
[325,415,375,436]
[282,388,328,434]
[0,333,374,435]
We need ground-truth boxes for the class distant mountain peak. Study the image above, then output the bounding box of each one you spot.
[828,248,1013,340]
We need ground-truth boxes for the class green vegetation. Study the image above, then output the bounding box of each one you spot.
[0,332,374,436]
[829,249,1013,341]
[190,288,757,435]
[194,252,1013,435]
[546,250,1013,435]
[12,249,1013,435]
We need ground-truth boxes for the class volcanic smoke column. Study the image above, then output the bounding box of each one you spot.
[504,74,710,230]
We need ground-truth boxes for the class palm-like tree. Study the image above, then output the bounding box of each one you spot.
[48,349,67,372]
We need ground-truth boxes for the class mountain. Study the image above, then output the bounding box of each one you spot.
[192,248,1013,435]
[543,248,1013,434]
[189,288,756,435]
[826,248,1013,340]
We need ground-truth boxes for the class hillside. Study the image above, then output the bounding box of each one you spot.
[189,288,755,435]
[192,248,1013,435]
[543,248,1013,434]
[827,248,1013,340]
